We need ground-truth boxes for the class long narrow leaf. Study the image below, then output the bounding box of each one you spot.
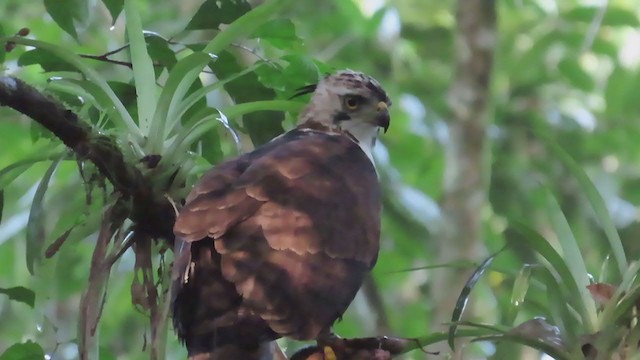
[473,334,571,360]
[46,79,96,104]
[149,0,294,154]
[221,100,303,119]
[536,267,576,340]
[539,132,628,276]
[0,149,64,190]
[448,320,508,333]
[26,154,65,275]
[509,221,589,327]
[543,190,597,331]
[609,283,640,326]
[173,63,265,134]
[0,37,141,139]
[448,246,506,350]
[148,52,212,153]
[387,259,478,273]
[507,264,533,324]
[46,79,108,120]
[599,261,640,327]
[124,0,158,134]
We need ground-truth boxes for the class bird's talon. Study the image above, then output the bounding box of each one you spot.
[323,346,337,360]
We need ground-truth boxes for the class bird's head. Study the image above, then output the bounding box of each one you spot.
[295,70,392,155]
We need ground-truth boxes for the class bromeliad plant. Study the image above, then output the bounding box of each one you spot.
[444,134,640,359]
[0,0,323,358]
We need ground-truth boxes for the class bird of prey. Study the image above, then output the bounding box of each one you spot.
[171,69,392,359]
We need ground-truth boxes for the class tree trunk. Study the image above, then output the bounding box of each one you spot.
[431,0,497,357]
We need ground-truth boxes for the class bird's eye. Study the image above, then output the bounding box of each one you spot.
[344,96,361,110]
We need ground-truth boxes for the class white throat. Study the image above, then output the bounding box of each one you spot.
[341,121,380,164]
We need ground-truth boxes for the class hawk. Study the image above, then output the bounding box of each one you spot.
[171,70,392,359]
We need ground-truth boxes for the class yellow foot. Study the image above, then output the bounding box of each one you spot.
[323,346,337,360]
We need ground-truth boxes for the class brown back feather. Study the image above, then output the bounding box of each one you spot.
[172,129,381,352]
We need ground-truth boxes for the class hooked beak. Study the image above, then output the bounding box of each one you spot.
[376,101,390,133]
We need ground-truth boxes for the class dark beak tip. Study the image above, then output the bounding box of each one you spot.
[378,112,390,133]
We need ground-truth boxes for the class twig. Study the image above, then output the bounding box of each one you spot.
[290,334,436,359]
[79,53,134,68]
[132,235,168,360]
[362,274,392,334]
[78,203,123,359]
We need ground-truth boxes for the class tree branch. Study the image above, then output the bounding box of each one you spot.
[0,76,175,240]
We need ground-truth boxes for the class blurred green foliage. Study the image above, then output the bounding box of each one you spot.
[1,0,640,359]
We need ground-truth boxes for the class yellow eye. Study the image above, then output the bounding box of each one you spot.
[344,96,360,110]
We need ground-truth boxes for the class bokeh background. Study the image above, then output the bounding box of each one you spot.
[1,0,640,359]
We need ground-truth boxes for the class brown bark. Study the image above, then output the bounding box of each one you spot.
[431,0,496,355]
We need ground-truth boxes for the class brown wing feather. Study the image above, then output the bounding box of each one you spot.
[172,129,381,349]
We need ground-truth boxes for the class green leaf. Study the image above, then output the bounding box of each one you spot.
[539,132,628,277]
[609,284,640,325]
[47,78,124,130]
[145,32,177,69]
[202,0,292,55]
[472,333,571,360]
[26,155,64,275]
[563,6,639,27]
[537,268,576,339]
[43,0,90,40]
[210,51,284,145]
[542,190,597,331]
[605,66,638,118]
[198,123,224,165]
[221,100,303,119]
[414,329,491,348]
[558,58,594,91]
[506,264,533,324]
[19,49,78,72]
[0,190,3,224]
[107,81,138,119]
[0,341,45,360]
[176,63,264,131]
[0,148,63,191]
[591,37,618,58]
[167,109,225,159]
[599,261,640,327]
[508,221,590,333]
[125,0,158,136]
[101,0,124,24]
[99,346,118,360]
[186,0,252,30]
[448,247,506,350]
[388,259,478,273]
[255,54,323,96]
[149,52,212,154]
[3,36,141,138]
[251,19,303,49]
[0,286,35,308]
